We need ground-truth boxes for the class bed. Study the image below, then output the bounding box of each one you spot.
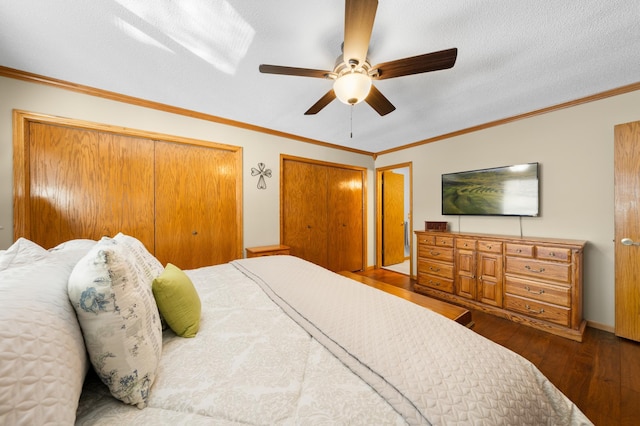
[0,234,592,425]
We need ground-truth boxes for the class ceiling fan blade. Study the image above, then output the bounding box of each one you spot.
[365,85,395,116]
[304,90,337,115]
[343,0,378,66]
[372,48,458,80]
[259,64,331,79]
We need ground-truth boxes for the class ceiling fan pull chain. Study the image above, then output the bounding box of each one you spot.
[350,104,354,138]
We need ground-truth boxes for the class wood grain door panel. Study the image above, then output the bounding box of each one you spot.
[456,249,476,299]
[478,252,503,306]
[154,141,240,270]
[281,159,328,268]
[327,167,363,272]
[382,170,405,266]
[28,122,154,250]
[281,156,365,272]
[615,121,640,341]
[15,111,243,271]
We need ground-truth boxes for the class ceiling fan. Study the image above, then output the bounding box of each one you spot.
[259,0,458,116]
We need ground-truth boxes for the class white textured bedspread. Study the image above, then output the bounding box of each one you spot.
[231,255,592,425]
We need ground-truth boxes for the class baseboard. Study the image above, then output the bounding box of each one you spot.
[586,320,615,334]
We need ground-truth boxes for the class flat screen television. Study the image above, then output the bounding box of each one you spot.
[442,162,539,216]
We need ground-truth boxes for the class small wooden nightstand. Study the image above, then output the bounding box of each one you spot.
[245,244,291,258]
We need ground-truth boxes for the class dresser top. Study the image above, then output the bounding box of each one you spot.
[415,230,586,248]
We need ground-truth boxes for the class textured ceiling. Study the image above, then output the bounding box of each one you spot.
[1,1,639,153]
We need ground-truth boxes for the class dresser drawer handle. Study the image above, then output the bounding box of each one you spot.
[524,265,545,273]
[430,251,440,256]
[525,304,545,314]
[524,285,545,295]
[549,252,556,257]
[428,280,441,286]
[486,245,492,249]
[429,266,441,272]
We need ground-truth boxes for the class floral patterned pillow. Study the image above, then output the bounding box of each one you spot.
[113,233,164,283]
[68,237,162,408]
[113,232,173,330]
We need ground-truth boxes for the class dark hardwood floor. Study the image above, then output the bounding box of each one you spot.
[355,268,640,426]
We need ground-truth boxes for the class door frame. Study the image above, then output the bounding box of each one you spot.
[376,162,413,277]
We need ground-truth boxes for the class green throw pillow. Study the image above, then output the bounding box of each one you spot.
[152,263,201,338]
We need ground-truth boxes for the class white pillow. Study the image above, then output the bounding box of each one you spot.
[49,238,97,253]
[68,237,162,408]
[0,251,89,424]
[0,237,49,271]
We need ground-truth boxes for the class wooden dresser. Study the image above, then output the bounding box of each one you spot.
[415,231,587,341]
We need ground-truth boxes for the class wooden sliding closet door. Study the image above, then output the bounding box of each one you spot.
[15,111,243,269]
[26,122,155,250]
[281,160,329,267]
[281,156,365,272]
[327,166,364,272]
[154,141,241,270]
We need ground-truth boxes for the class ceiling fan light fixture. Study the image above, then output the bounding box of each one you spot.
[333,70,372,105]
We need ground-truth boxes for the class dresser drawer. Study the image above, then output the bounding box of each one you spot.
[505,243,534,257]
[504,294,570,327]
[416,234,454,248]
[418,259,454,279]
[418,246,454,262]
[505,257,571,283]
[417,274,454,293]
[536,246,571,262]
[478,240,503,253]
[456,238,476,250]
[417,235,436,246]
[435,236,454,247]
[505,276,570,307]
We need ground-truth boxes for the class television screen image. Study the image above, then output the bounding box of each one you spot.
[442,163,539,216]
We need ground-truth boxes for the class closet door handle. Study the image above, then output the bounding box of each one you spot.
[621,238,640,246]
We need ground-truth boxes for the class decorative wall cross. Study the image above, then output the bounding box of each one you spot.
[251,162,272,189]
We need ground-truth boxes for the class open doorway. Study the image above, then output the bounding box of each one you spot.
[376,163,413,277]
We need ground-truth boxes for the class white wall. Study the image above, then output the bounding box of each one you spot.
[376,89,640,329]
[0,76,376,264]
